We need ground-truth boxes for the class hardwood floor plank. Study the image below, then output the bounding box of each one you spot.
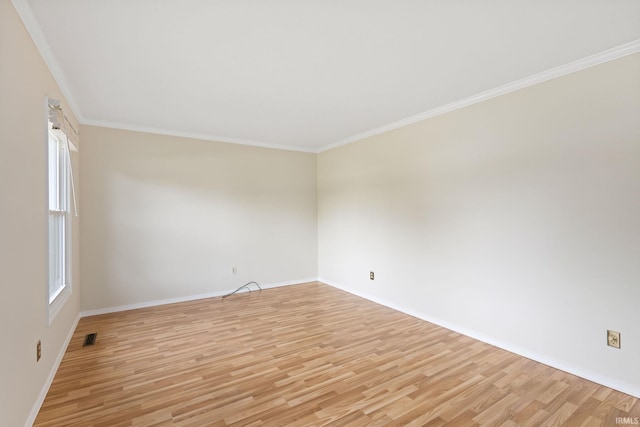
[539,401,579,427]
[34,282,640,426]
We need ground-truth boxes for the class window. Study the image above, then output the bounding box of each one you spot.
[48,122,72,321]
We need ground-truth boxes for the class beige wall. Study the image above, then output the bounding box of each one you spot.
[0,1,81,425]
[80,126,317,311]
[318,53,640,395]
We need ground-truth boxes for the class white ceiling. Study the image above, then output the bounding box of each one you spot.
[17,1,640,152]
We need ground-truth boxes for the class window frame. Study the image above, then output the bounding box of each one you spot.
[47,123,72,324]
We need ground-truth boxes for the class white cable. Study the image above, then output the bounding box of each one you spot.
[222,281,262,299]
[62,118,79,217]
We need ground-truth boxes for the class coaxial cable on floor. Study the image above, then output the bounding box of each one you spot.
[222,281,262,299]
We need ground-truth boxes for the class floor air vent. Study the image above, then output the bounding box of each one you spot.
[83,333,97,346]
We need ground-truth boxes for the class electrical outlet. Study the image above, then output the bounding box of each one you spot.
[370,271,374,280]
[232,266,237,275]
[36,340,41,362]
[607,330,621,349]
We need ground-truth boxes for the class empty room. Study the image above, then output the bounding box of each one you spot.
[2,0,640,426]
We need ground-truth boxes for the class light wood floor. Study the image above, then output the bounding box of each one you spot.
[35,282,639,426]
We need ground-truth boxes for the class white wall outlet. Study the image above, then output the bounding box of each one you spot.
[232,266,238,275]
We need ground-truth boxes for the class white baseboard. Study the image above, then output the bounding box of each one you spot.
[320,278,640,399]
[25,312,81,427]
[80,278,318,317]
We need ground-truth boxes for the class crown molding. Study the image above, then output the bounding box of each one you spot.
[319,38,640,153]
[81,119,318,153]
[11,0,84,123]
[11,0,314,153]
[12,0,639,155]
